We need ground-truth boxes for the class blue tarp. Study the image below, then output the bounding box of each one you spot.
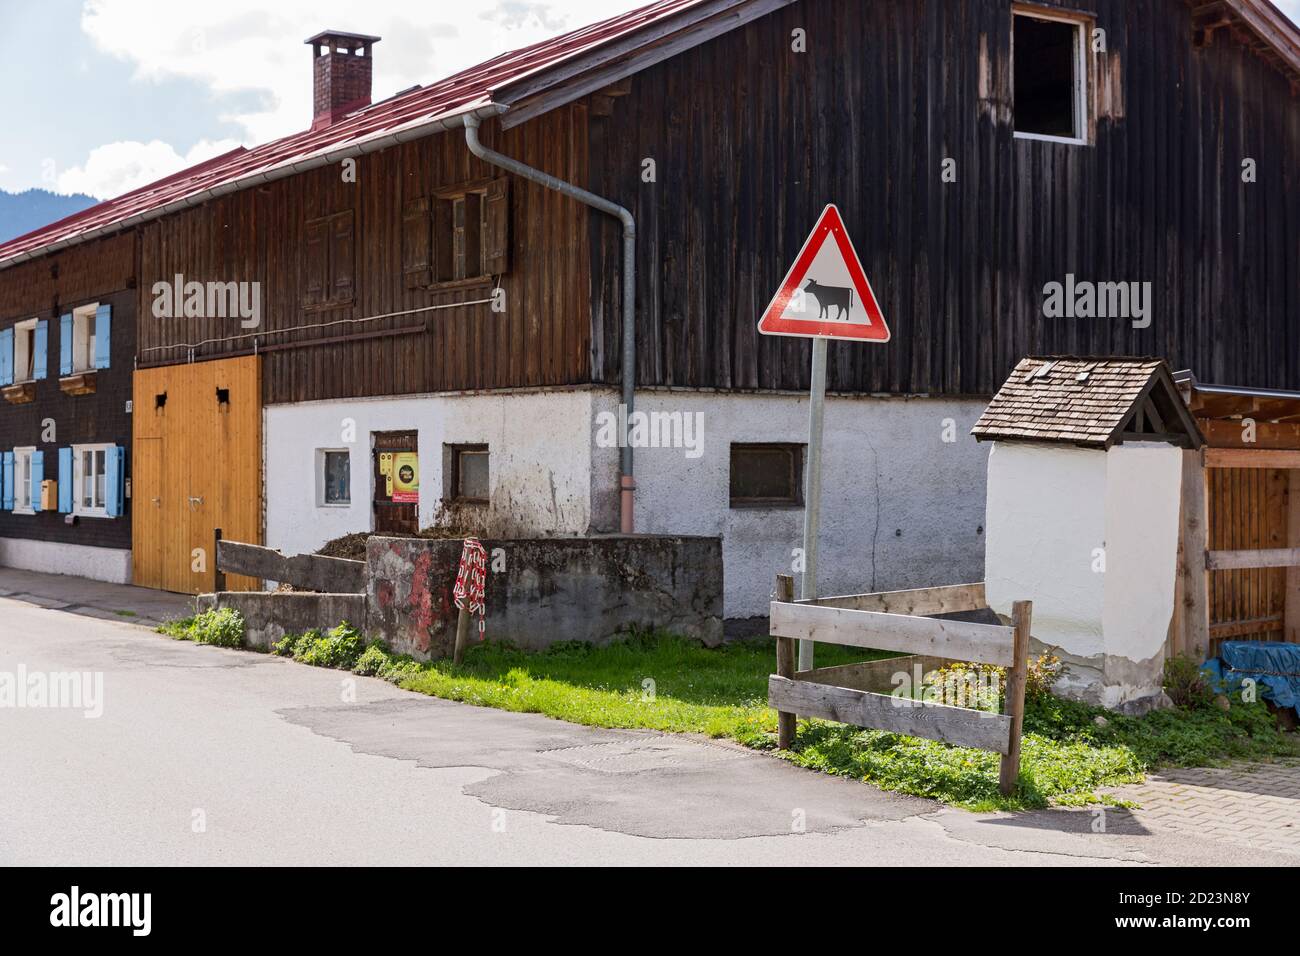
[1202,641,1300,716]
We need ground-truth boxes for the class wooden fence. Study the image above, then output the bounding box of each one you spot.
[769,576,1032,796]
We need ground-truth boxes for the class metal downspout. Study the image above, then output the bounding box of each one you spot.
[463,115,638,533]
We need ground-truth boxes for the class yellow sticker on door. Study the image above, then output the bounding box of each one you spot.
[392,451,419,503]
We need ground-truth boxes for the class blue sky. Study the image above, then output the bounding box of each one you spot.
[2,0,1298,199]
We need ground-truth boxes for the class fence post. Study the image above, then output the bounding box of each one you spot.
[775,573,797,750]
[213,528,226,593]
[998,600,1033,796]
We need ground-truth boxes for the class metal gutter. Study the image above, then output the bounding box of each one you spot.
[463,114,639,534]
[0,103,510,272]
[1174,370,1300,402]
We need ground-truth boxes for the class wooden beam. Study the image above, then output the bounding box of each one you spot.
[768,676,1013,754]
[999,601,1032,796]
[1197,418,1300,450]
[1289,472,1300,645]
[774,574,797,749]
[1206,547,1300,570]
[795,655,962,694]
[769,601,1016,666]
[798,583,987,617]
[1206,448,1300,469]
[1181,449,1211,657]
[1208,615,1284,640]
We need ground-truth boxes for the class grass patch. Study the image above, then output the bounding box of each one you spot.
[158,616,1300,810]
[155,608,244,648]
[112,609,138,618]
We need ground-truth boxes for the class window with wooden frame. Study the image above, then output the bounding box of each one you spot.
[1012,5,1091,145]
[446,443,490,504]
[729,443,804,508]
[302,209,356,309]
[403,177,510,288]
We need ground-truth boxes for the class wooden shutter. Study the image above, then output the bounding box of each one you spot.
[303,218,327,308]
[452,197,467,280]
[330,211,355,303]
[59,313,73,375]
[30,450,43,513]
[0,327,12,386]
[482,177,511,275]
[432,199,453,282]
[463,192,482,278]
[402,197,433,288]
[94,303,112,369]
[33,320,47,380]
[58,447,73,513]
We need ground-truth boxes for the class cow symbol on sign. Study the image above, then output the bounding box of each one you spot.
[803,279,855,321]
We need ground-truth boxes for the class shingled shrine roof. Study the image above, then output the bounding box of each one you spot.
[972,357,1203,449]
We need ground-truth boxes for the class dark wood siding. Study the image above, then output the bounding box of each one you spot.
[135,105,591,404]
[588,0,1300,395]
[0,276,135,551]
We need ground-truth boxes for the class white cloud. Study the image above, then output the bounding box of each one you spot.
[79,0,644,146]
[56,138,242,199]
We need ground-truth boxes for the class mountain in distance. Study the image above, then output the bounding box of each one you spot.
[0,188,99,245]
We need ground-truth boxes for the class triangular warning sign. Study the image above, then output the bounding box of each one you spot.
[757,204,889,342]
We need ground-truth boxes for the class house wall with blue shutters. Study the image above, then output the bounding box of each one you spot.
[0,246,133,568]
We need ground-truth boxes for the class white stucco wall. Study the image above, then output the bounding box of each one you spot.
[0,539,132,584]
[596,391,992,619]
[984,441,1184,706]
[1100,442,1184,698]
[264,390,597,558]
[985,443,1108,660]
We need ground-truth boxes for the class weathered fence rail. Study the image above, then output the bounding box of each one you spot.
[215,540,365,594]
[769,575,1032,796]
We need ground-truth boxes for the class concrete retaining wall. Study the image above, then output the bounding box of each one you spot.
[365,535,724,659]
[198,591,367,651]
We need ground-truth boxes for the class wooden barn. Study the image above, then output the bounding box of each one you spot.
[0,0,1296,617]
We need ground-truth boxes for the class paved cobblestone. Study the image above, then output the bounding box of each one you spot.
[1103,762,1300,857]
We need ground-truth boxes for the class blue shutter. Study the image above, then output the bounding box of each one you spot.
[0,327,12,386]
[30,450,44,513]
[94,303,111,369]
[106,446,125,517]
[59,313,73,375]
[1,452,11,510]
[58,447,73,513]
[33,320,48,380]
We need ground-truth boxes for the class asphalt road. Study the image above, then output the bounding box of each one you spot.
[0,593,1282,866]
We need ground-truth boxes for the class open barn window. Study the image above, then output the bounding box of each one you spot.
[1013,7,1089,144]
[403,178,510,288]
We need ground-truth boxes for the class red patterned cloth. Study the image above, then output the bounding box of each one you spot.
[453,537,488,637]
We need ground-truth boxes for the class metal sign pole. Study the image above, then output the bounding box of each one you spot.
[799,335,828,671]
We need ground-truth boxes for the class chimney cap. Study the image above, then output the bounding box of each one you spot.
[305,30,382,50]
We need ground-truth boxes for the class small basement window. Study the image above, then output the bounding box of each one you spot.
[1013,8,1088,144]
[447,444,490,504]
[730,443,804,508]
[318,449,351,506]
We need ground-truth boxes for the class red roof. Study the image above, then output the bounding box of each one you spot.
[0,0,708,269]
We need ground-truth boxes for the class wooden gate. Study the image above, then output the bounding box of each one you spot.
[132,357,263,593]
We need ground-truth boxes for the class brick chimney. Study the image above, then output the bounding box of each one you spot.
[305,30,381,130]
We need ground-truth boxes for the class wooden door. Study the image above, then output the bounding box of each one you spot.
[1207,467,1289,653]
[131,437,164,588]
[372,430,419,535]
[132,357,263,593]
